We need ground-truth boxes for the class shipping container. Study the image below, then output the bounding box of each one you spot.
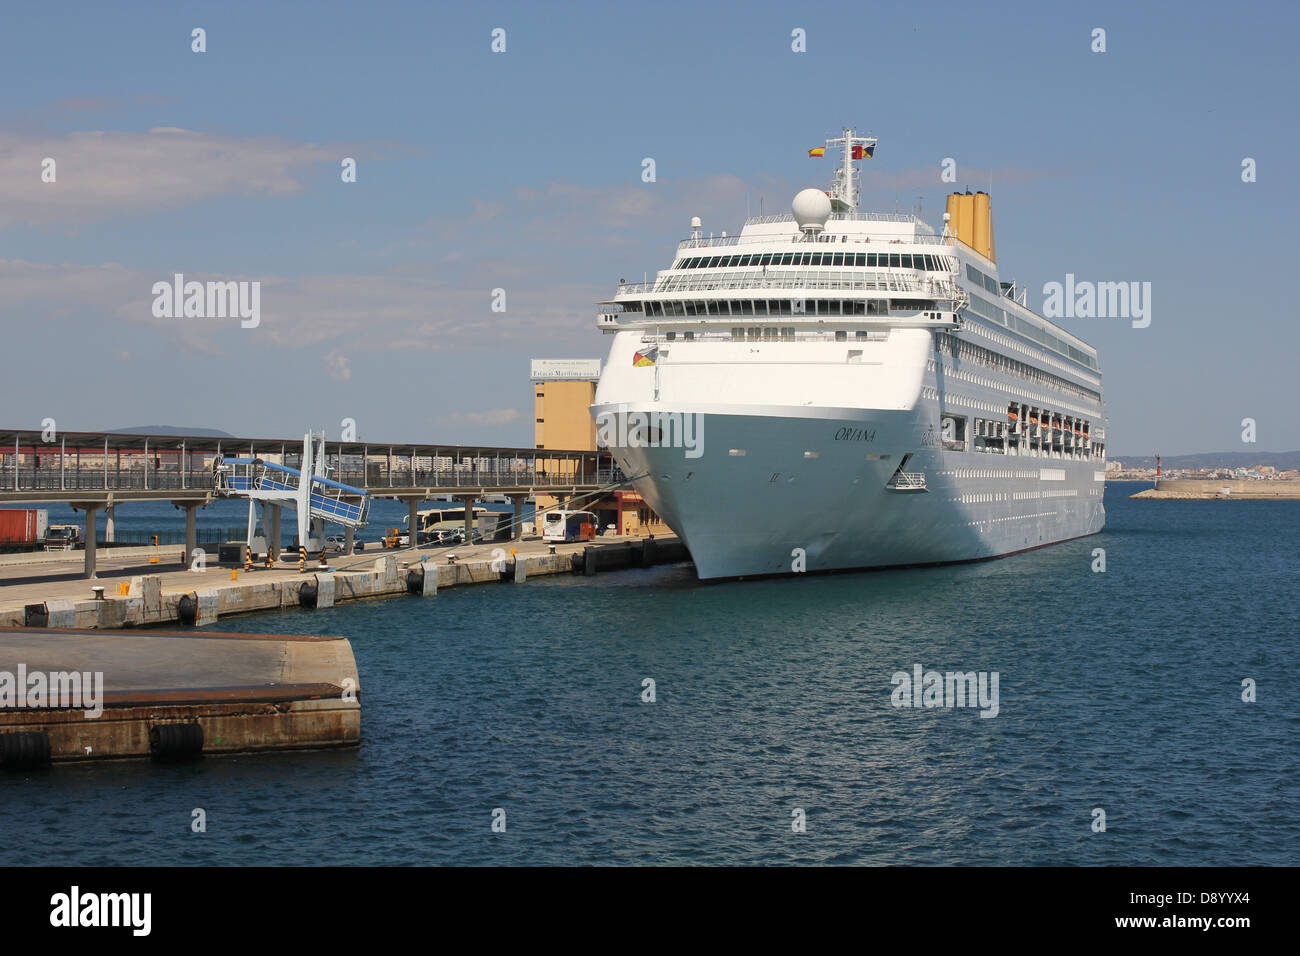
[0,508,49,551]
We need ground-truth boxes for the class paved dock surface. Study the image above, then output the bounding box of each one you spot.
[0,628,360,762]
[0,535,687,629]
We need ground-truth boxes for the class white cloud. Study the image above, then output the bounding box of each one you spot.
[0,127,349,227]
[0,258,601,353]
[325,350,352,381]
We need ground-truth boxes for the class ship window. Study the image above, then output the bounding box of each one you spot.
[684,301,697,315]
[706,256,719,267]
[730,300,744,314]
[901,255,912,268]
[832,253,844,266]
[763,327,777,340]
[982,273,999,294]
[781,253,794,265]
[754,300,767,315]
[835,330,847,341]
[854,253,866,266]
[684,331,695,341]
[731,327,744,338]
[801,252,813,265]
[666,331,676,341]
[966,263,981,283]
[746,327,760,340]
[889,254,901,267]
[707,301,721,315]
[760,254,773,266]
[769,299,782,314]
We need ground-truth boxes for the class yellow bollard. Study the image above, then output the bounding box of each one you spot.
[231,568,238,580]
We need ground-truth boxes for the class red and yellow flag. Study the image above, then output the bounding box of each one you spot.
[808,147,825,157]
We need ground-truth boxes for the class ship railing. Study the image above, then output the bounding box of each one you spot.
[677,230,953,251]
[742,212,926,226]
[618,274,962,297]
[636,323,948,345]
[886,472,928,490]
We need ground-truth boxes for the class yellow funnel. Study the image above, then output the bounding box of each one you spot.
[946,191,996,262]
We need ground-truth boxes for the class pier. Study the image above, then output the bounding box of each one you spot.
[1131,478,1300,500]
[0,627,360,764]
[0,426,619,578]
[0,534,690,630]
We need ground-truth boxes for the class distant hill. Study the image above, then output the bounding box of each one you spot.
[109,425,236,438]
[1111,450,1300,470]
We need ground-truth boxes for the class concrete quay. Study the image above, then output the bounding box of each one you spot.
[0,535,689,630]
[0,628,360,764]
[1131,478,1300,500]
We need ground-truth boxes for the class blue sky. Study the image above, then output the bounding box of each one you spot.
[1,0,1296,455]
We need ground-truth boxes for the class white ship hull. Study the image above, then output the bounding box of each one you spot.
[592,404,1103,579]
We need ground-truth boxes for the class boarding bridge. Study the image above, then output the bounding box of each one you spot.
[214,432,370,555]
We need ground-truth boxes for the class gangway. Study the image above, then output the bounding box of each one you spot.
[213,431,370,559]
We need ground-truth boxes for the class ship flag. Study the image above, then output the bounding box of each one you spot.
[808,147,826,157]
[852,144,875,159]
[632,346,658,367]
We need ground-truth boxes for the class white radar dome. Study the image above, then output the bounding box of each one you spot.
[792,188,832,233]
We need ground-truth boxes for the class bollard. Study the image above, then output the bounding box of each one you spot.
[244,546,252,572]
[319,546,329,570]
[298,546,307,574]
[265,547,274,569]
[177,593,198,627]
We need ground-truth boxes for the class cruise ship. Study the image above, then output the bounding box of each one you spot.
[591,128,1106,579]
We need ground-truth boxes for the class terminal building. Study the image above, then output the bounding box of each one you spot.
[531,359,670,537]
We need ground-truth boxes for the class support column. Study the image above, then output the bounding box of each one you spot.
[344,526,354,555]
[459,495,476,544]
[104,505,115,544]
[408,498,421,548]
[185,504,197,566]
[509,494,527,540]
[269,505,282,560]
[82,506,99,579]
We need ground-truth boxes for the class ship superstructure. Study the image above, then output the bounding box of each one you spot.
[591,128,1105,579]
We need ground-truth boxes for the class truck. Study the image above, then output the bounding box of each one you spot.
[0,508,49,552]
[44,524,81,551]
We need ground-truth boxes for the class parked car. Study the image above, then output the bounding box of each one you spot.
[324,534,347,554]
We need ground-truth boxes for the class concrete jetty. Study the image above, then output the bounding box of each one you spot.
[1131,478,1300,500]
[0,628,360,764]
[0,535,689,630]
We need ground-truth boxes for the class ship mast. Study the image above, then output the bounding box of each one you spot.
[825,127,877,213]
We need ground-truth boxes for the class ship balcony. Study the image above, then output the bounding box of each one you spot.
[617,272,960,298]
[677,224,947,251]
[885,472,928,492]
